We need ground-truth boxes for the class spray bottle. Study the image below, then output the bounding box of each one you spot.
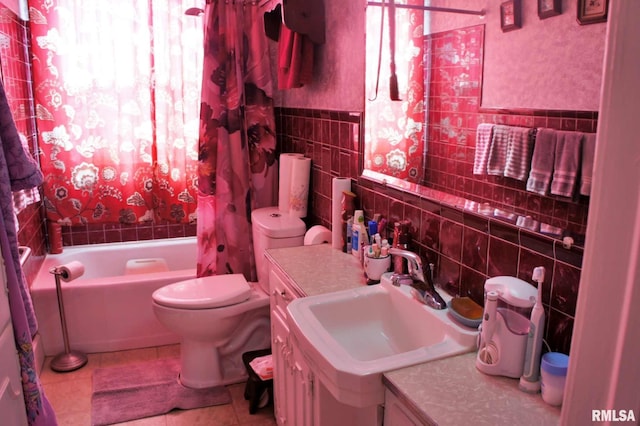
[519,266,546,393]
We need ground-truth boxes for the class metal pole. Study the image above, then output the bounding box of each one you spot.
[49,267,87,372]
[367,1,486,17]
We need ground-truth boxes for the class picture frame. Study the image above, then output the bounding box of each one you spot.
[500,0,522,32]
[577,0,609,25]
[538,0,561,19]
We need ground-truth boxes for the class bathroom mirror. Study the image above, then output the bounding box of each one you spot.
[362,0,606,244]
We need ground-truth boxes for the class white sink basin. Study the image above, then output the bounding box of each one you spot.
[287,272,478,407]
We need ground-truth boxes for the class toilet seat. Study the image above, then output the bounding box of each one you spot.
[152,274,251,309]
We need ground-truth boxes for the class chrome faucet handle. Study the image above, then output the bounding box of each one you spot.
[388,248,425,282]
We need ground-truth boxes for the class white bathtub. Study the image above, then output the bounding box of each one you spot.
[31,237,197,356]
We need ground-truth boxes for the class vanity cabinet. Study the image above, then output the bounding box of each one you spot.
[383,388,426,426]
[269,265,315,426]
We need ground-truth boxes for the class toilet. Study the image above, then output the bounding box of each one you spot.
[152,207,308,388]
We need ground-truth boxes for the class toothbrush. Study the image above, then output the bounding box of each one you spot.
[519,266,546,393]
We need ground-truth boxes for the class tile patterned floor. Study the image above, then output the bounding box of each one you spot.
[40,345,277,426]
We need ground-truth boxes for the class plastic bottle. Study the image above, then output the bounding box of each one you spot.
[352,210,364,259]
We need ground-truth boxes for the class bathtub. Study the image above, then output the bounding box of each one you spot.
[31,237,196,356]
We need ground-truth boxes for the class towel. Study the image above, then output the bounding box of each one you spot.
[550,131,584,197]
[12,132,41,213]
[277,23,314,89]
[504,127,535,181]
[579,133,596,196]
[487,125,510,175]
[473,123,494,175]
[526,128,557,195]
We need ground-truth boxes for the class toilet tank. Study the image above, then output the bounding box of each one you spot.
[251,207,306,291]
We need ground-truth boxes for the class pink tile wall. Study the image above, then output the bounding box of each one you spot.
[0,6,47,285]
[276,106,583,355]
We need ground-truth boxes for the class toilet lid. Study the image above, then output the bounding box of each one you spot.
[152,274,251,309]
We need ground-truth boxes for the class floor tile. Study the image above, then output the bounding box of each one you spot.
[40,346,276,426]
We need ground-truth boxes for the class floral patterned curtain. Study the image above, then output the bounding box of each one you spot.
[365,0,425,182]
[28,1,202,225]
[197,1,278,279]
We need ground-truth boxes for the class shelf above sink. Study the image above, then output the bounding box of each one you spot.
[287,272,479,407]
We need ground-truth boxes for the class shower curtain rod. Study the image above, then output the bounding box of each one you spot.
[367,1,485,17]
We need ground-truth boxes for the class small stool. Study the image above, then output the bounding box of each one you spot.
[242,348,274,414]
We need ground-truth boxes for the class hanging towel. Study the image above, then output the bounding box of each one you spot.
[526,128,557,195]
[579,133,596,196]
[487,124,510,175]
[278,23,314,89]
[550,131,584,197]
[12,132,41,214]
[473,123,494,175]
[504,127,535,181]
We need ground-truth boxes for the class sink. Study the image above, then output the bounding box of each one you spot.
[287,272,478,407]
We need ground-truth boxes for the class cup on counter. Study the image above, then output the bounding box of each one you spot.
[363,247,391,283]
[540,352,569,406]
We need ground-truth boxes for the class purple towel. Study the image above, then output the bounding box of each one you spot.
[579,133,596,196]
[473,123,494,175]
[504,127,535,181]
[526,128,557,195]
[550,131,584,197]
[487,125,510,176]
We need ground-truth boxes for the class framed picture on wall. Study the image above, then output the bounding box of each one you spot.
[577,0,609,25]
[500,0,522,32]
[538,0,561,19]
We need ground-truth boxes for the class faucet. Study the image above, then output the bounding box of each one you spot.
[388,248,447,310]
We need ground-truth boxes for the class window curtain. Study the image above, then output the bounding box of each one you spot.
[197,1,278,279]
[28,1,202,225]
[365,0,425,182]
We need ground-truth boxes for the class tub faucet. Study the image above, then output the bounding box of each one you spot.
[388,248,447,310]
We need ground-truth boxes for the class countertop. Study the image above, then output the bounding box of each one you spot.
[265,243,367,296]
[384,352,561,425]
[266,243,561,425]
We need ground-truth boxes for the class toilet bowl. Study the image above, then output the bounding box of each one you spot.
[152,206,307,388]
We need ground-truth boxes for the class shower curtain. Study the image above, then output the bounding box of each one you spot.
[197,0,278,279]
[0,82,57,425]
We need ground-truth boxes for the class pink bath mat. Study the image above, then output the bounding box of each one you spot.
[91,357,231,425]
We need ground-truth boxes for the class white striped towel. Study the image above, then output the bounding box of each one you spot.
[504,127,535,181]
[473,123,494,175]
[551,131,584,197]
[526,128,557,195]
[579,133,596,196]
[487,125,510,175]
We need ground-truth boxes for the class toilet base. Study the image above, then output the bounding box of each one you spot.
[179,340,223,388]
[177,306,272,389]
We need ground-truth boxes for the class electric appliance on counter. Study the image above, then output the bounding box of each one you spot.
[476,276,537,378]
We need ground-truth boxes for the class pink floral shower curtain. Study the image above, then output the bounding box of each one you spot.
[28,1,202,225]
[197,1,278,279]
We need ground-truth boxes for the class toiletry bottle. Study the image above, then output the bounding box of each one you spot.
[352,210,364,259]
[358,215,370,261]
[341,191,356,253]
[346,217,353,252]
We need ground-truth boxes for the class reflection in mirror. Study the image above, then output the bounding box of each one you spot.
[363,1,600,245]
[364,0,426,182]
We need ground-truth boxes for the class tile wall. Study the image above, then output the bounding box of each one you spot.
[0,6,46,285]
[276,106,586,355]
